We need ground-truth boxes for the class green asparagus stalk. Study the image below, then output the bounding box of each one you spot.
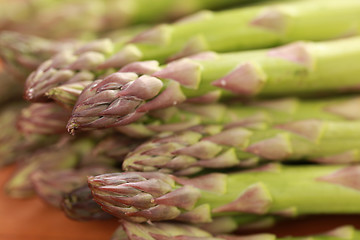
[89,164,360,223]
[31,166,112,208]
[66,36,360,132]
[26,0,360,102]
[5,138,93,198]
[0,0,248,39]
[123,120,360,175]
[111,220,359,240]
[199,215,277,235]
[16,103,70,135]
[44,78,360,136]
[61,185,114,221]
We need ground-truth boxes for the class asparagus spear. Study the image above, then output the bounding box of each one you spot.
[0,102,61,167]
[111,219,215,240]
[0,31,80,81]
[123,120,360,174]
[0,0,247,39]
[61,185,114,221]
[5,138,93,198]
[44,75,360,136]
[67,36,360,131]
[31,166,112,208]
[26,0,360,102]
[0,28,148,83]
[17,103,70,135]
[62,185,273,226]
[111,221,359,240]
[88,164,360,223]
[199,215,277,235]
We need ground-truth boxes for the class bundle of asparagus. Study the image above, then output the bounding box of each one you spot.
[24,0,360,102]
[3,0,360,239]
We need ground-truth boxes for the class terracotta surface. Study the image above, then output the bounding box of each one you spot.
[1,164,360,240]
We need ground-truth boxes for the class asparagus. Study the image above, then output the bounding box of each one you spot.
[0,31,80,81]
[112,221,359,240]
[67,36,360,131]
[111,219,215,240]
[16,103,70,135]
[199,215,277,235]
[5,138,93,198]
[26,0,360,102]
[43,75,360,136]
[89,164,360,223]
[31,166,112,208]
[69,94,360,135]
[0,28,147,83]
[61,185,114,221]
[0,103,61,167]
[123,119,360,174]
[0,0,247,39]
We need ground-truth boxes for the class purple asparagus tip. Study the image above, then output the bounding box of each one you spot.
[67,71,163,134]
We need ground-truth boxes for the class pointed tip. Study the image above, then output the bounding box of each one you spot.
[212,62,266,96]
[167,36,209,62]
[120,60,161,75]
[317,165,360,192]
[275,119,324,141]
[66,121,77,135]
[152,58,202,89]
[267,42,313,68]
[250,7,287,33]
[212,183,272,215]
[246,134,292,160]
[130,24,172,45]
[136,81,186,113]
[98,45,142,69]
[324,97,360,120]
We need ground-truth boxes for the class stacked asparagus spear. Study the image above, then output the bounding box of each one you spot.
[2,0,360,239]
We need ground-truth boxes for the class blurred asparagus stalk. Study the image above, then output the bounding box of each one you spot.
[79,134,142,168]
[0,31,80,81]
[25,0,360,102]
[17,103,70,135]
[31,166,112,207]
[123,120,360,175]
[61,185,114,221]
[199,215,277,235]
[0,0,249,39]
[66,36,360,132]
[0,102,61,167]
[111,221,359,240]
[5,138,93,198]
[88,164,360,223]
